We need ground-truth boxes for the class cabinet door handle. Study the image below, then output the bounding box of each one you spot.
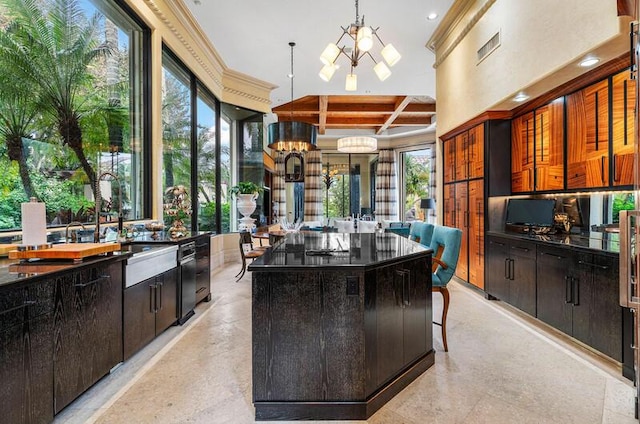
[403,270,411,307]
[512,246,530,252]
[573,277,580,306]
[601,156,605,184]
[577,260,609,270]
[510,259,515,280]
[504,258,509,280]
[492,241,506,247]
[395,270,404,308]
[595,91,599,151]
[631,21,638,80]
[540,113,544,162]
[612,154,619,183]
[540,252,564,260]
[565,276,573,304]
[150,284,156,313]
[75,274,110,288]
[0,300,37,316]
[157,282,163,311]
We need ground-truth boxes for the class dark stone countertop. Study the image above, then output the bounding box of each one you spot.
[0,252,129,289]
[125,231,212,244]
[487,230,620,255]
[249,232,431,270]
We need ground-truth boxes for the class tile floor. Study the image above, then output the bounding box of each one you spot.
[53,262,637,424]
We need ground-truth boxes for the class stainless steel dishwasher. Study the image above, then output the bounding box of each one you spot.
[178,241,197,324]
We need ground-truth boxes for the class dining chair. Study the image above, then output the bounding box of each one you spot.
[428,225,462,352]
[358,220,378,233]
[335,220,354,233]
[236,231,265,281]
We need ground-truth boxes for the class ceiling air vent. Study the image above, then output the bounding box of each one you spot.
[477,31,501,64]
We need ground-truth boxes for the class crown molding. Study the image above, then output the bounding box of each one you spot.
[141,0,274,111]
[426,0,496,68]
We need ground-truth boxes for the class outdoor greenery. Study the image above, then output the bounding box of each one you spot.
[230,181,262,196]
[404,152,430,217]
[0,0,133,230]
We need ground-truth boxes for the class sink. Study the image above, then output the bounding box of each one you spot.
[125,244,178,288]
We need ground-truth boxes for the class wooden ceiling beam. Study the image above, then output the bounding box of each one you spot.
[377,96,412,134]
[318,96,328,135]
[403,103,436,113]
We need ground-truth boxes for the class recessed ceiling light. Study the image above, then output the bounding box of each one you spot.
[513,93,529,102]
[427,12,438,20]
[579,57,600,67]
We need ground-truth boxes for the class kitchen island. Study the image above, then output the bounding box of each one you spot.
[248,232,433,420]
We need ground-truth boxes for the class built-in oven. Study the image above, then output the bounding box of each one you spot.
[178,241,196,324]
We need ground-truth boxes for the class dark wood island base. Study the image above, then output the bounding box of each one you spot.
[250,233,434,421]
[254,351,435,420]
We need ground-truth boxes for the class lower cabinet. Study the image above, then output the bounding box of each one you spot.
[372,261,430,388]
[124,267,178,359]
[537,245,621,361]
[0,280,55,424]
[53,261,123,414]
[485,236,536,315]
[195,236,211,304]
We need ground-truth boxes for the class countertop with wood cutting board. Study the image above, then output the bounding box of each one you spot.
[0,243,130,288]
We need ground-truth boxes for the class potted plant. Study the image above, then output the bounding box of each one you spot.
[229,181,263,197]
[230,182,263,231]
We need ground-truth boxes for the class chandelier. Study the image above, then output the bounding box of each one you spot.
[337,136,377,153]
[268,42,317,152]
[318,0,401,92]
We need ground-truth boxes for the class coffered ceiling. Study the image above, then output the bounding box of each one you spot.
[182,0,454,136]
[272,95,436,135]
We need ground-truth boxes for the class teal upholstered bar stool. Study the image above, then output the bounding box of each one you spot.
[408,221,434,247]
[429,225,462,352]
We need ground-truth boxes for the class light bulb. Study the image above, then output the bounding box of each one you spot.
[356,26,373,52]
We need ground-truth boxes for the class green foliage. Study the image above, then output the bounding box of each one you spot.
[198,201,231,233]
[230,181,262,196]
[612,193,635,223]
[404,153,430,211]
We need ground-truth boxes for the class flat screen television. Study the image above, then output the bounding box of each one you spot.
[505,199,556,227]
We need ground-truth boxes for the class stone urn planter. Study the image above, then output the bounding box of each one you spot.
[230,182,263,231]
[236,193,258,231]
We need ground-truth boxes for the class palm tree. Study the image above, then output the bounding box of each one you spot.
[0,93,38,199]
[0,0,112,197]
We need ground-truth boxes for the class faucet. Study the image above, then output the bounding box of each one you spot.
[65,221,86,243]
[95,171,123,242]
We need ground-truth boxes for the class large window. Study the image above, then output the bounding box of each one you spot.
[321,153,376,220]
[0,0,147,234]
[161,50,193,230]
[400,148,432,221]
[196,85,217,232]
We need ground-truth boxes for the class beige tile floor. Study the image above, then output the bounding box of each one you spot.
[54,262,637,424]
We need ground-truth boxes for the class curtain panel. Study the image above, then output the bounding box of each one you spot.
[273,153,286,222]
[375,149,398,222]
[303,150,323,223]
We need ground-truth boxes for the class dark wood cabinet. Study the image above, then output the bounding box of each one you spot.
[373,262,429,387]
[511,112,535,193]
[536,245,622,361]
[512,99,564,193]
[195,236,211,304]
[566,79,610,189]
[0,280,54,424]
[124,267,177,360]
[443,136,456,184]
[485,236,536,315]
[534,99,564,191]
[468,179,484,289]
[53,261,123,413]
[453,181,468,283]
[442,120,510,290]
[611,69,636,187]
[442,184,456,227]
